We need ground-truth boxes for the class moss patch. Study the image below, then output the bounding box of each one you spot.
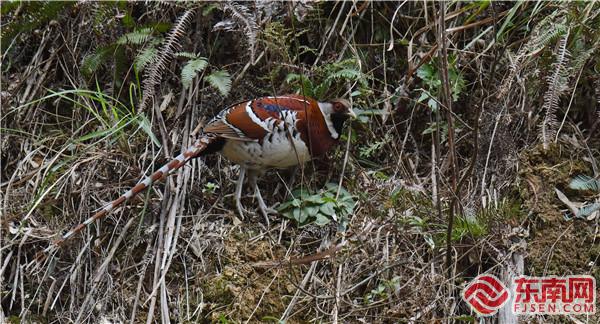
[519,143,597,278]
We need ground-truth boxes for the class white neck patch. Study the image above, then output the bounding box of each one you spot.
[317,102,339,139]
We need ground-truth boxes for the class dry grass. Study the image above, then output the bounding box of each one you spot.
[1,1,599,323]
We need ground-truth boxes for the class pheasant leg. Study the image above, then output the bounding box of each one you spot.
[248,172,277,227]
[235,167,246,219]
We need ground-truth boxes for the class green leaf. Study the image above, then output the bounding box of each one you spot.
[342,199,355,211]
[416,63,435,82]
[320,202,336,216]
[449,67,465,101]
[202,3,220,16]
[277,200,293,211]
[281,210,292,220]
[136,115,161,147]
[181,58,208,89]
[207,70,232,97]
[292,188,312,200]
[305,194,324,204]
[304,205,320,217]
[314,213,331,226]
[293,208,308,223]
[417,91,430,103]
[291,198,302,208]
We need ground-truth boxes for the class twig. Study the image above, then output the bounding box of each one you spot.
[437,2,458,279]
[313,1,347,67]
[555,65,584,142]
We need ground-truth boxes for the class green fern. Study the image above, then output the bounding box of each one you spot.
[1,1,70,52]
[498,12,568,99]
[82,27,159,77]
[329,68,364,82]
[81,46,115,77]
[181,57,208,89]
[207,70,232,97]
[286,58,369,100]
[176,52,199,59]
[134,47,158,73]
[116,27,154,45]
[526,15,567,56]
[285,73,315,97]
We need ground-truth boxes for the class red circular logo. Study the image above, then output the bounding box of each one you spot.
[462,274,510,316]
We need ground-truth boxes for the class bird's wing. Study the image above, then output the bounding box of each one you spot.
[203,95,318,142]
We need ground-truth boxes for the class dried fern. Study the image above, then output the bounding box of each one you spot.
[138,9,194,112]
[497,13,567,99]
[216,2,259,63]
[596,79,600,107]
[596,79,600,120]
[540,30,570,150]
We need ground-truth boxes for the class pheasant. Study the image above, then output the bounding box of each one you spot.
[52,94,355,248]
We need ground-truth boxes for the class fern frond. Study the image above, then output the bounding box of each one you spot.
[526,18,567,57]
[328,68,364,82]
[181,58,208,89]
[219,2,259,62]
[117,28,153,45]
[176,51,199,59]
[596,79,600,108]
[134,47,157,73]
[569,175,600,192]
[285,73,315,97]
[81,45,114,77]
[570,40,599,76]
[497,13,567,99]
[81,52,106,77]
[138,9,194,112]
[540,30,570,150]
[207,70,232,97]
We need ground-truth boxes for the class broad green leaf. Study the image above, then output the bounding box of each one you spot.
[304,205,320,217]
[305,194,324,204]
[320,202,336,216]
[314,213,331,226]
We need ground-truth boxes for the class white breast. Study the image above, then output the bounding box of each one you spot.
[221,129,310,170]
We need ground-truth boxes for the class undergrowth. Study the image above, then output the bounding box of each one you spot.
[1,1,599,323]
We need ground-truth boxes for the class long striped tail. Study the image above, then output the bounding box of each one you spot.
[49,135,217,249]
